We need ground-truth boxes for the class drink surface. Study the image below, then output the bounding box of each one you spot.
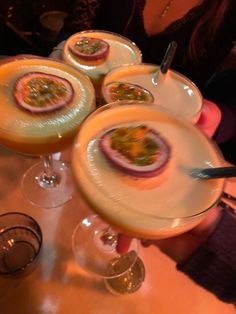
[63,31,142,88]
[102,64,202,123]
[72,103,224,239]
[0,57,95,154]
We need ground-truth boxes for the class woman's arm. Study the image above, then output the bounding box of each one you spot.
[117,177,236,303]
[176,207,236,304]
[144,177,236,303]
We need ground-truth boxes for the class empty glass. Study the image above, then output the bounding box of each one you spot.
[0,212,42,276]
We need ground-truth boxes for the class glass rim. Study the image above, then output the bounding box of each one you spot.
[0,211,42,238]
[0,211,43,276]
[101,62,203,120]
[0,56,95,136]
[67,29,142,61]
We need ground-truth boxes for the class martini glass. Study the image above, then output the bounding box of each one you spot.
[71,100,225,292]
[102,63,203,123]
[71,103,150,294]
[62,30,142,101]
[0,56,95,208]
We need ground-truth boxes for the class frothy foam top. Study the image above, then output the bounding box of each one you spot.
[72,103,224,238]
[63,31,142,82]
[0,58,95,144]
[103,64,202,123]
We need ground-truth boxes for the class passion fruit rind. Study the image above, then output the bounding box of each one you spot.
[104,82,154,103]
[99,126,171,178]
[69,37,110,61]
[14,72,74,113]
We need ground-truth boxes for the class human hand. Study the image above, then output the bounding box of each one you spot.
[220,176,236,214]
[140,206,222,263]
[117,175,236,263]
[196,99,222,138]
[117,206,222,263]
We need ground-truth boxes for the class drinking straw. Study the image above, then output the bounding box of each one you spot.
[190,166,236,179]
[153,41,177,84]
[160,41,178,74]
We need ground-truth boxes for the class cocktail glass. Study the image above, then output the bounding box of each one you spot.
[71,99,226,293]
[71,100,225,292]
[0,56,95,208]
[71,102,152,294]
[62,30,142,101]
[0,212,42,276]
[72,100,225,238]
[101,63,203,123]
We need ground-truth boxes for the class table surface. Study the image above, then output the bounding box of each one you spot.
[0,145,235,314]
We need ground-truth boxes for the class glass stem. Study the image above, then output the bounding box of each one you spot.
[38,154,60,188]
[100,226,117,248]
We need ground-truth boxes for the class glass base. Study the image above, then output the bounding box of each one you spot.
[21,160,74,208]
[104,256,145,295]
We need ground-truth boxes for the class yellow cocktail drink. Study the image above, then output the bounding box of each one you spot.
[72,102,224,239]
[102,64,203,123]
[0,57,95,155]
[63,30,142,94]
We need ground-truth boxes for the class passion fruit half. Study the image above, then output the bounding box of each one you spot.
[14,72,74,113]
[99,125,170,178]
[68,37,110,61]
[103,82,154,103]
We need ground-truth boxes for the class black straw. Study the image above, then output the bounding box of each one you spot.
[191,166,236,179]
[160,41,178,74]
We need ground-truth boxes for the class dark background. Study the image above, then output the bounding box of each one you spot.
[0,0,72,56]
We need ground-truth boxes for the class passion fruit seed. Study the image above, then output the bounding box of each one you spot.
[105,82,154,102]
[69,37,110,61]
[110,126,158,166]
[75,38,102,55]
[100,125,170,178]
[14,72,74,113]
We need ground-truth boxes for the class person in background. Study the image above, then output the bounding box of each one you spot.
[0,0,72,56]
[56,0,236,163]
[59,0,234,88]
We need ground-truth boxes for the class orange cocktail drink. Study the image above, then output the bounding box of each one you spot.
[0,57,95,155]
[72,102,224,239]
[0,56,95,208]
[63,30,142,96]
[102,64,203,123]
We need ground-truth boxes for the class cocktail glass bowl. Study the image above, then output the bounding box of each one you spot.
[101,63,203,123]
[63,30,142,99]
[72,101,225,240]
[0,56,95,208]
